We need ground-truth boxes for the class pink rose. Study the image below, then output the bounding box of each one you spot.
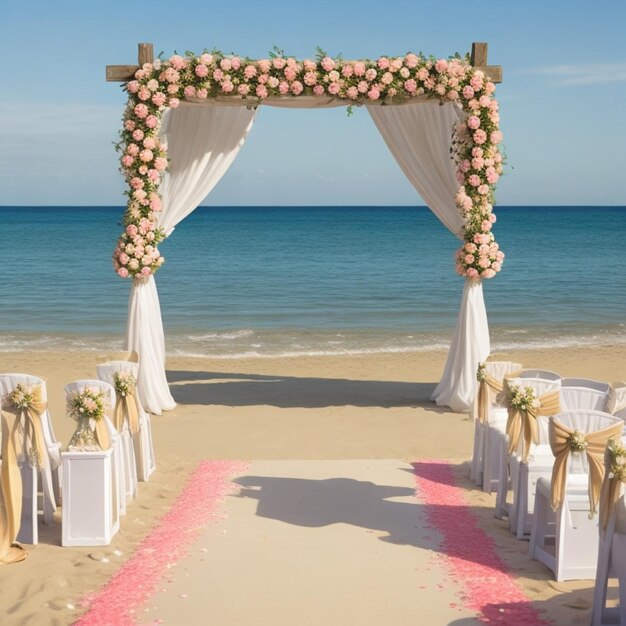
[168,97,180,108]
[377,57,390,70]
[381,71,393,85]
[195,64,209,78]
[129,258,139,271]
[197,88,208,99]
[238,84,250,96]
[134,103,149,118]
[290,81,304,95]
[478,184,490,195]
[213,68,224,81]
[491,262,501,272]
[169,55,185,70]
[367,86,380,100]
[121,155,133,167]
[490,130,503,144]
[435,84,446,96]
[244,64,257,79]
[154,157,168,171]
[304,71,317,86]
[132,129,144,141]
[143,137,156,150]
[126,224,138,237]
[231,57,241,71]
[117,267,129,278]
[124,119,136,131]
[472,157,485,170]
[405,53,419,68]
[148,169,160,182]
[479,95,491,108]
[353,62,366,77]
[465,242,477,253]
[200,53,214,65]
[284,67,297,81]
[435,59,448,73]
[417,67,429,81]
[258,73,269,85]
[467,268,479,278]
[365,68,377,81]
[150,195,162,211]
[220,58,232,71]
[346,86,358,100]
[462,85,474,99]
[127,81,140,94]
[138,88,151,101]
[133,189,147,200]
[357,80,369,94]
[141,266,152,276]
[272,57,286,70]
[139,149,153,163]
[468,174,481,187]
[258,59,271,73]
[256,84,268,98]
[460,160,471,173]
[267,76,279,88]
[221,81,234,93]
[342,64,354,78]
[489,213,497,223]
[470,73,484,91]
[303,59,317,72]
[404,79,417,93]
[184,85,197,98]
[481,268,496,279]
[473,129,487,145]
[145,115,158,129]
[464,253,475,264]
[167,84,179,94]
[118,252,130,265]
[327,82,340,95]
[130,177,144,189]
[278,81,289,94]
[320,56,335,72]
[127,143,139,156]
[481,220,492,231]
[313,85,325,96]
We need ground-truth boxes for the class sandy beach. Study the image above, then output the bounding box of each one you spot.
[0,344,624,625]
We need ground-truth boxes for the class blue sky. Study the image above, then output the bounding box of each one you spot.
[1,0,625,206]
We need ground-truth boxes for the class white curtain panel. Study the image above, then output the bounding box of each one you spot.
[368,101,490,410]
[125,103,257,414]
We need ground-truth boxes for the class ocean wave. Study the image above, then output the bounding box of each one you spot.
[186,329,255,341]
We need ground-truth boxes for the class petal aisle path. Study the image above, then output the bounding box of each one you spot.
[132,460,481,625]
[413,460,551,625]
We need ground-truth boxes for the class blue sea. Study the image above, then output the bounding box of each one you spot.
[0,206,624,358]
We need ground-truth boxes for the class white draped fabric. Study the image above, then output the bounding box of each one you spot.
[125,96,493,414]
[126,104,257,414]
[368,101,490,410]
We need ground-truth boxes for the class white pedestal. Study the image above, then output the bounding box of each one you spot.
[61,448,119,546]
[134,413,156,482]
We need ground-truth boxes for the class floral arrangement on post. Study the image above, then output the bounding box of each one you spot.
[507,384,540,415]
[113,48,504,280]
[67,387,107,451]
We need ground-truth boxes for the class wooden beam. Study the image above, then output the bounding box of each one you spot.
[470,41,502,83]
[138,42,154,67]
[106,64,139,82]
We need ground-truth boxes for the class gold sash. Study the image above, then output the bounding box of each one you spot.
[473,365,523,424]
[506,387,561,462]
[94,419,110,451]
[549,418,623,515]
[0,386,48,564]
[113,389,140,435]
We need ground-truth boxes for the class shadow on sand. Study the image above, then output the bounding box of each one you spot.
[166,369,449,411]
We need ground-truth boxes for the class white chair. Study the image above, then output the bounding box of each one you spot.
[561,378,611,412]
[96,362,139,500]
[591,451,626,625]
[470,360,522,491]
[530,410,623,581]
[0,373,61,544]
[493,372,561,524]
[96,359,155,483]
[64,380,125,520]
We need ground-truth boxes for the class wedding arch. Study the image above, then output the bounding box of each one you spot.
[106,42,504,415]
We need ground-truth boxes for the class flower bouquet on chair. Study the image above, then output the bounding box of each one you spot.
[67,387,108,451]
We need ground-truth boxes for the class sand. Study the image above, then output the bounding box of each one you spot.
[0,345,624,625]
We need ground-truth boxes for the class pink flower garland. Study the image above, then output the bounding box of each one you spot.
[114,50,504,280]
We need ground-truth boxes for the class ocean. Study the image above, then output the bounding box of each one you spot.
[1,206,624,358]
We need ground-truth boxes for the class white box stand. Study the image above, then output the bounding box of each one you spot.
[62,448,120,546]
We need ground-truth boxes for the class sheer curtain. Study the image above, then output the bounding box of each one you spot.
[126,103,257,414]
[368,101,490,411]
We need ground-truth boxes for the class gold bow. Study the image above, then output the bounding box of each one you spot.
[473,365,523,424]
[549,418,623,515]
[113,389,140,435]
[0,386,49,564]
[506,386,561,462]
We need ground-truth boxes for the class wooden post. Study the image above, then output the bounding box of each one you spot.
[138,42,154,67]
[469,41,502,83]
